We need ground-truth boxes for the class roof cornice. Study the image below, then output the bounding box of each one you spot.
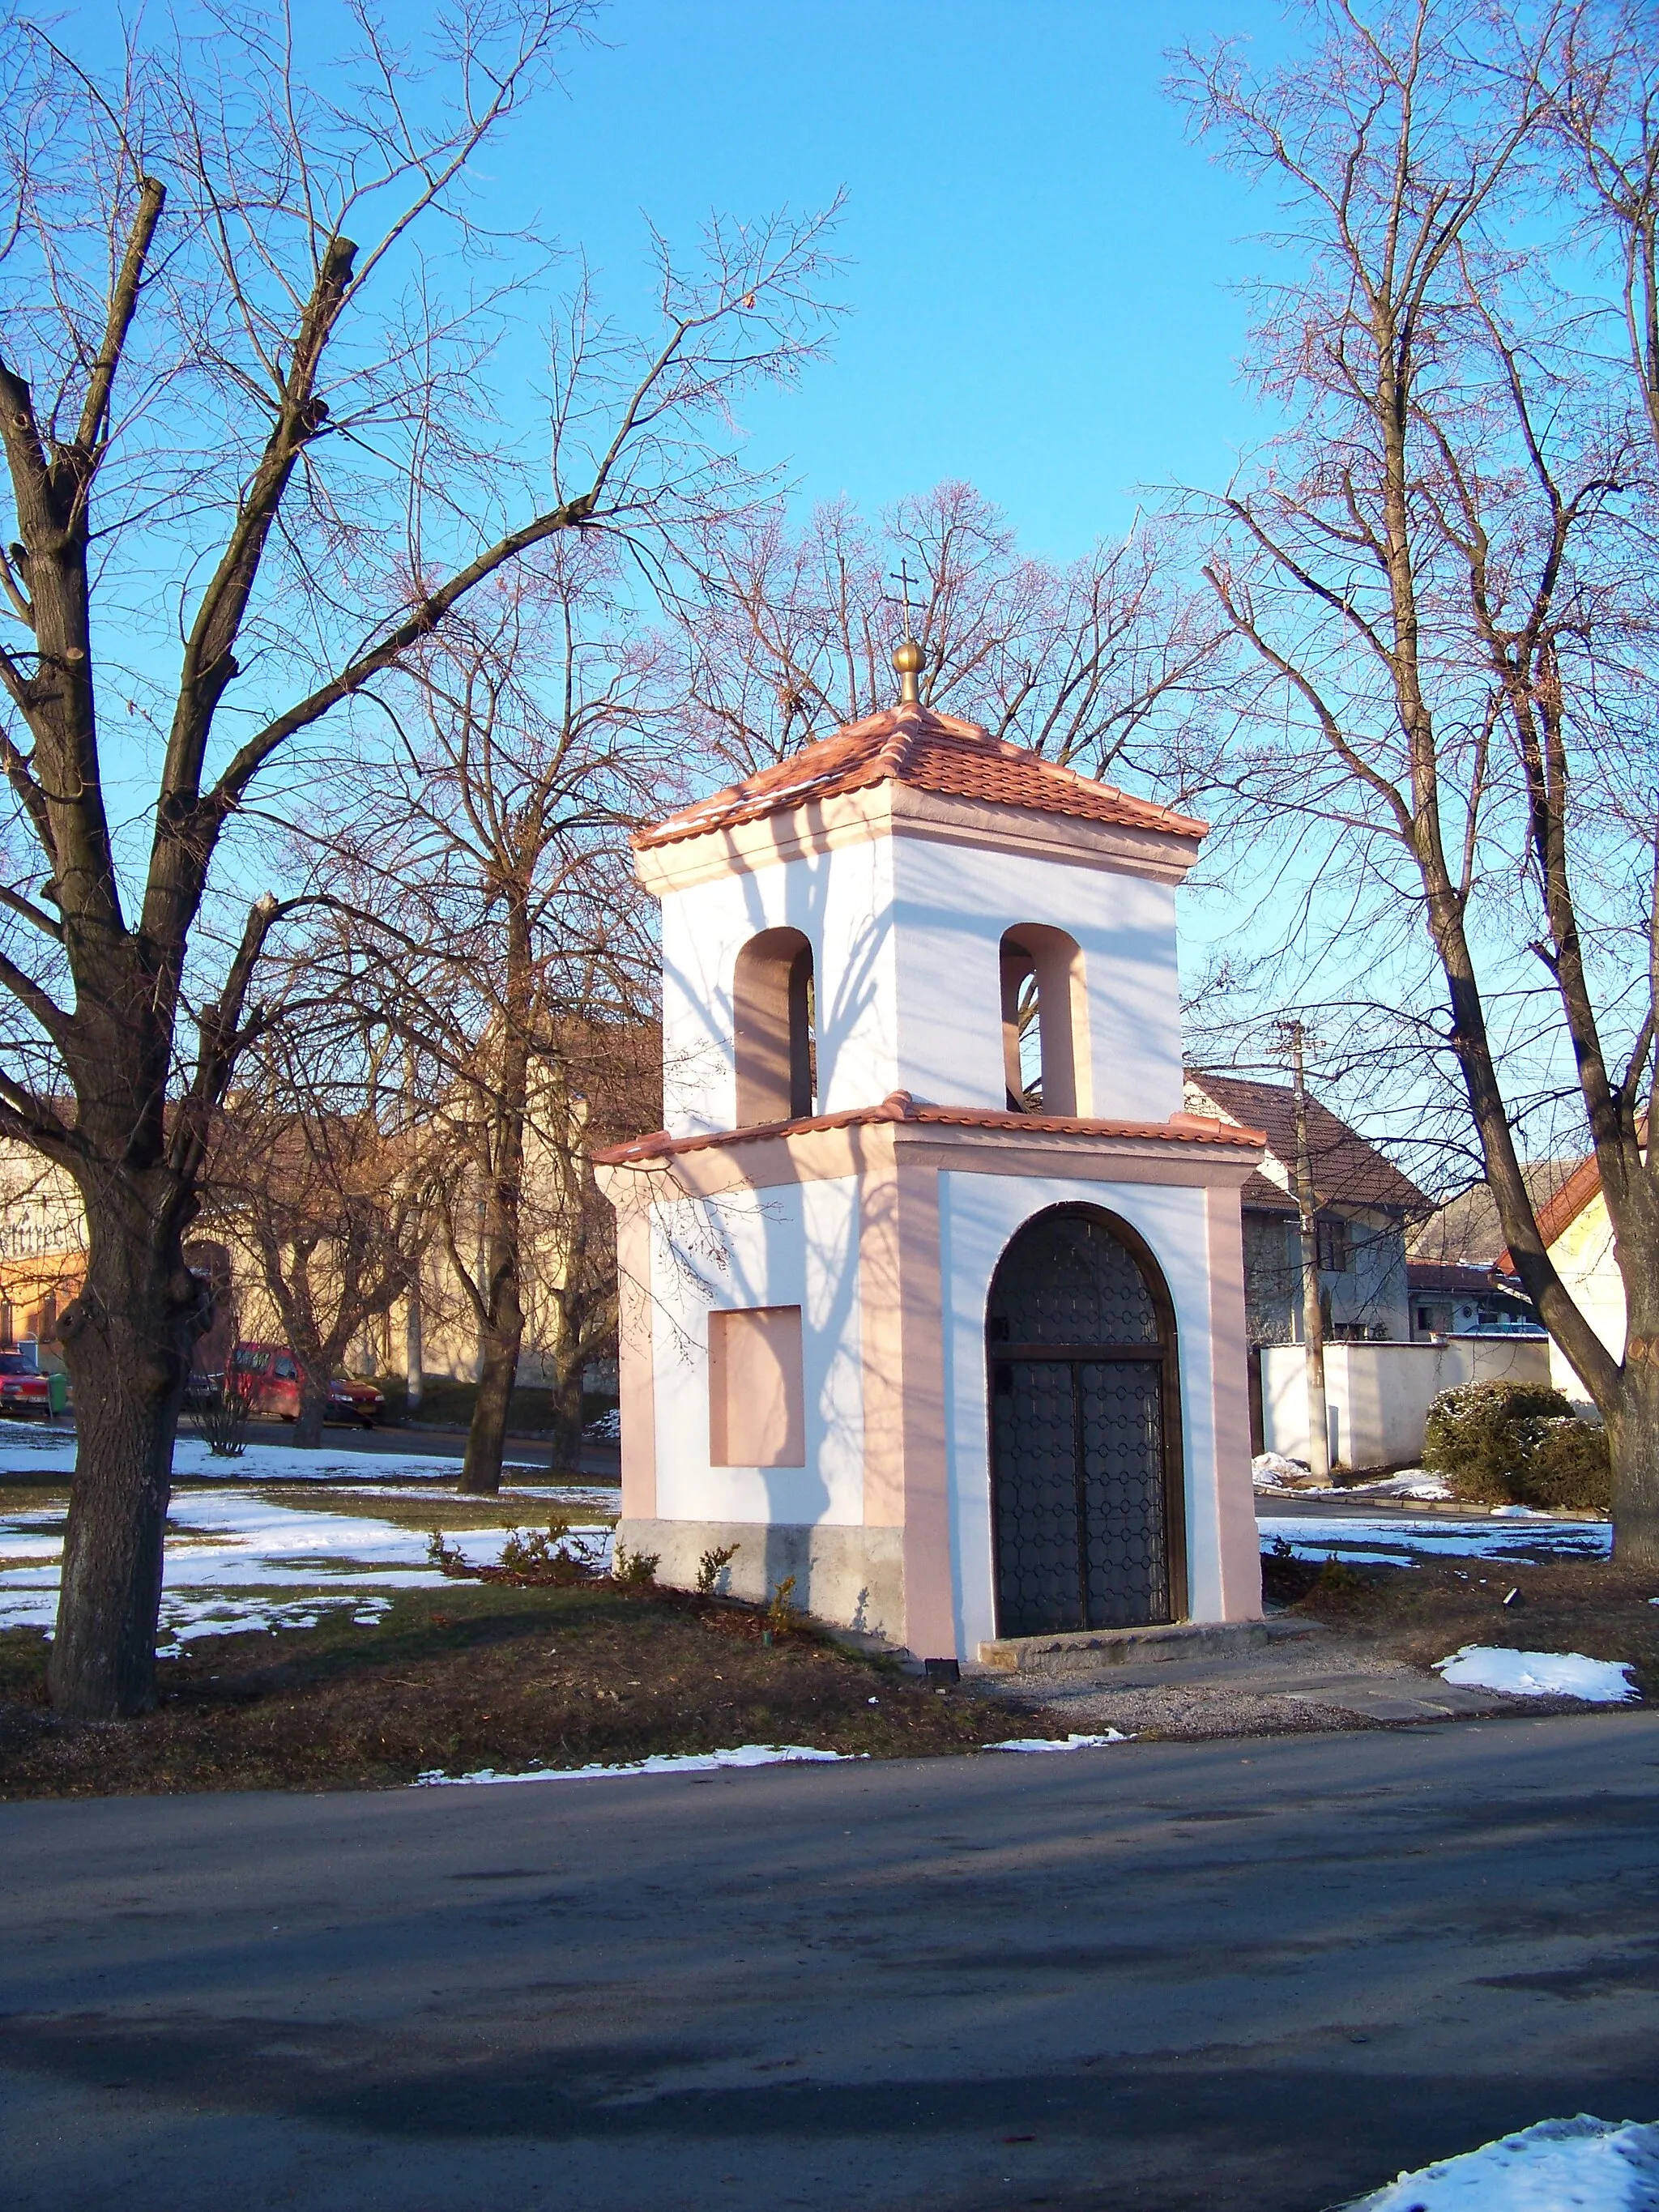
[634,778,1205,895]
[593,1090,1265,1167]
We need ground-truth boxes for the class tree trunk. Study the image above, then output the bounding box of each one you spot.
[547,1353,586,1477]
[48,1186,203,1718]
[293,1370,330,1449]
[457,892,532,1498]
[404,1290,423,1415]
[1609,1364,1659,1567]
[461,1311,521,1495]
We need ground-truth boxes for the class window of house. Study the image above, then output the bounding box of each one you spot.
[999,926,1088,1115]
[732,929,816,1125]
[708,1306,805,1468]
[1316,1216,1354,1272]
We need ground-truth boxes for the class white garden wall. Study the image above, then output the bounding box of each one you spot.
[1261,1334,1554,1470]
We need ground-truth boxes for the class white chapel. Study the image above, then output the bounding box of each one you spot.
[595,646,1268,1665]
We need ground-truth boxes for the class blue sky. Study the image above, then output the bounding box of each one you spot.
[487,0,1289,558]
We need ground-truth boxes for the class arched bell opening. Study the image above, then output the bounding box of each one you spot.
[999,925,1089,1115]
[733,927,817,1126]
[986,1204,1186,1638]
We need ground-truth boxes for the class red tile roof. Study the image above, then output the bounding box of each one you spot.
[1528,1153,1606,1251]
[593,1091,1265,1166]
[1186,1072,1430,1217]
[1494,1119,1644,1270]
[635,701,1209,852]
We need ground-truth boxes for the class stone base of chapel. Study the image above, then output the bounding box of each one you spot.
[617,1518,905,1645]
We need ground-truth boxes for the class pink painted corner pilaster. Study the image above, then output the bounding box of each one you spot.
[894,1157,955,1660]
[1205,1180,1262,1620]
[856,1138,955,1659]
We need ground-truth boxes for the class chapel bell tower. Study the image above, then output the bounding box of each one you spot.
[597,642,1266,1664]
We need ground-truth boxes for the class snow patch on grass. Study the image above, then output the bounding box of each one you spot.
[983,1732,1131,1753]
[0,1586,395,1648]
[0,1488,612,1636]
[155,1594,392,1654]
[0,1432,474,1484]
[1344,2114,1659,2210]
[1259,1512,1610,1565]
[1434,1646,1638,1703]
[0,1428,616,1490]
[413,1743,856,1786]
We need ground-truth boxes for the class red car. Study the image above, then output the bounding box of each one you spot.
[229,1343,385,1428]
[0,1349,68,1417]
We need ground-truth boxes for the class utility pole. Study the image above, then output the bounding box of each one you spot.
[1278,1018,1331,1483]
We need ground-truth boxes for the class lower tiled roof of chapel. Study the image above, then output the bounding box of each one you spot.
[594,1093,1266,1166]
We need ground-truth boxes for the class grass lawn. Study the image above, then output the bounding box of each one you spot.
[0,1579,1013,1800]
[0,1484,66,1515]
[1265,1548,1659,1694]
[245,1487,616,1532]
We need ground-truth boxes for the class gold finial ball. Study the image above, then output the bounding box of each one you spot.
[892,637,924,677]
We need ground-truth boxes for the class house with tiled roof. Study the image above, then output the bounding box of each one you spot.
[599,654,1269,1663]
[1182,1070,1427,1351]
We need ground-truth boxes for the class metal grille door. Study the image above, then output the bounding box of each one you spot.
[988,1209,1175,1639]
[992,1361,1085,1637]
[1078,1361,1168,1628]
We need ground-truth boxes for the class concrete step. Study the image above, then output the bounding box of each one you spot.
[975,1617,1315,1678]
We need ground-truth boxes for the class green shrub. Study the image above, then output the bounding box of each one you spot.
[426,1528,467,1575]
[1422,1379,1573,1502]
[612,1542,659,1588]
[1422,1379,1610,1511]
[696,1542,740,1596]
[1315,1555,1364,1595]
[500,1519,597,1585]
[1515,1418,1611,1514]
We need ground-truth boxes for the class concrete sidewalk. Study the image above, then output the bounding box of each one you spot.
[979,1618,1516,1735]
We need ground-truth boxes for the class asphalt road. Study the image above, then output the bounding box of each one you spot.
[3,1714,1657,2212]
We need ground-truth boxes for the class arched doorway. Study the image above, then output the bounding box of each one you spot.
[987,1205,1185,1638]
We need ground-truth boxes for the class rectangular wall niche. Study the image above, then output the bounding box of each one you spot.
[708,1305,806,1468]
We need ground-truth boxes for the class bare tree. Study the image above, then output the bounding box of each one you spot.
[1563,3,1659,461]
[1173,0,1659,1549]
[679,480,1218,779]
[522,1009,660,1474]
[0,2,836,1713]
[322,551,669,1492]
[205,1012,435,1448]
